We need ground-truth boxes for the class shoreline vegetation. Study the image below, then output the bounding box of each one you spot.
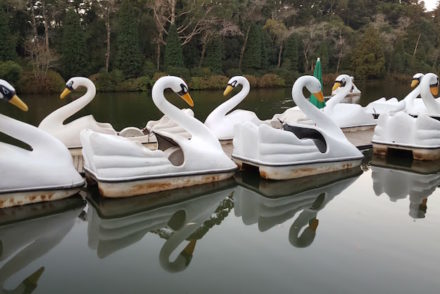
[1,1,438,94]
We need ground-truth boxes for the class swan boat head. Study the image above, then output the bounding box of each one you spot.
[411,73,424,88]
[0,79,28,111]
[420,73,440,116]
[331,74,354,93]
[223,76,249,96]
[60,77,96,99]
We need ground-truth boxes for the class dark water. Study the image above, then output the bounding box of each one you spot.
[2,81,439,294]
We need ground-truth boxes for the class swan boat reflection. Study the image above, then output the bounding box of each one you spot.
[233,168,362,248]
[371,155,440,219]
[0,197,85,294]
[86,180,235,272]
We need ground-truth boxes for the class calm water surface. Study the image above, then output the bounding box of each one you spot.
[1,81,439,294]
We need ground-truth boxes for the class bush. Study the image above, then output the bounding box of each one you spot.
[257,74,285,88]
[152,72,167,82]
[190,67,212,77]
[189,75,228,90]
[166,66,190,80]
[0,61,22,84]
[225,68,242,77]
[16,70,65,94]
[142,60,156,77]
[243,75,258,88]
[272,68,298,86]
[115,76,151,92]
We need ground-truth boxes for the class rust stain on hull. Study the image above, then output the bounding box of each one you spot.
[95,172,235,198]
[237,158,361,180]
[0,189,80,209]
[373,143,440,161]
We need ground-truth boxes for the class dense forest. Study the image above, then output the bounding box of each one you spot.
[0,0,439,93]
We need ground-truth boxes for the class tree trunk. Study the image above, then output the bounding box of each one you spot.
[30,1,38,39]
[156,31,163,70]
[170,0,176,24]
[41,0,49,51]
[413,33,421,57]
[105,4,111,72]
[199,42,207,67]
[277,43,283,68]
[239,26,251,71]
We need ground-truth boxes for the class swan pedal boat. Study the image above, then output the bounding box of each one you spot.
[0,80,84,208]
[38,77,192,170]
[81,76,237,198]
[372,73,440,160]
[272,75,377,134]
[232,76,364,180]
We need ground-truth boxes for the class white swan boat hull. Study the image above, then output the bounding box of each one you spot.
[232,156,363,180]
[85,168,236,198]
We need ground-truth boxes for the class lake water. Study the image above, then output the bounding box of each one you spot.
[1,80,440,294]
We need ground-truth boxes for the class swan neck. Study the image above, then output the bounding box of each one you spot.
[326,80,353,110]
[153,80,218,144]
[40,79,96,126]
[206,79,250,120]
[292,77,344,137]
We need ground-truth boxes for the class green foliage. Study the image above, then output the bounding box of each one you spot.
[225,68,242,77]
[115,0,143,78]
[16,70,65,94]
[242,25,262,70]
[190,67,212,77]
[166,66,190,80]
[189,75,228,90]
[164,24,184,68]
[0,8,16,61]
[60,9,89,78]
[0,61,22,83]
[204,37,223,73]
[243,75,258,88]
[142,60,156,77]
[115,76,151,92]
[258,74,285,88]
[352,27,385,79]
[284,35,299,72]
[89,70,125,92]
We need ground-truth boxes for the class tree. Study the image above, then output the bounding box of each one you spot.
[204,37,223,73]
[164,23,184,68]
[0,8,16,61]
[242,24,262,70]
[284,35,299,72]
[60,9,89,78]
[352,27,385,79]
[115,0,143,78]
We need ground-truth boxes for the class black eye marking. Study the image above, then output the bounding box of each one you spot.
[336,80,346,87]
[178,83,188,95]
[66,81,74,90]
[229,80,238,87]
[0,85,14,100]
